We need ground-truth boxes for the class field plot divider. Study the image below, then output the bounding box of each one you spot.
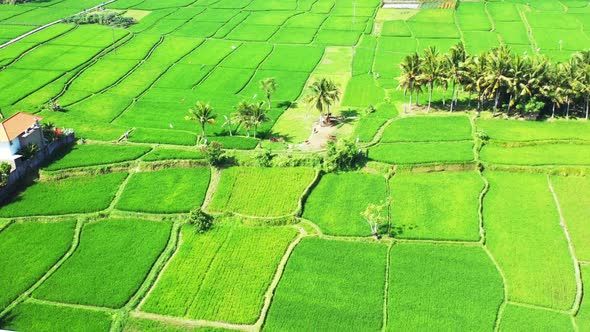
[547,177,583,315]
[255,233,305,331]
[483,2,497,32]
[119,221,183,331]
[190,42,243,91]
[201,167,222,212]
[482,244,508,332]
[294,169,322,217]
[235,44,276,95]
[106,172,132,212]
[109,38,206,124]
[26,297,116,314]
[476,171,489,243]
[0,25,79,72]
[65,35,166,108]
[50,31,134,104]
[0,0,118,50]
[0,219,84,318]
[517,5,538,51]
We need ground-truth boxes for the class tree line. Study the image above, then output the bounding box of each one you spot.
[398,43,590,119]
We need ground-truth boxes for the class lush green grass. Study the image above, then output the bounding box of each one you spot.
[122,317,227,332]
[45,144,151,171]
[481,143,590,166]
[341,74,385,107]
[0,221,75,309]
[381,116,472,142]
[390,171,483,241]
[551,176,590,261]
[353,103,399,142]
[388,243,503,331]
[369,142,474,164]
[499,304,574,331]
[484,172,576,310]
[0,172,127,217]
[2,302,112,332]
[577,265,590,331]
[303,172,388,236]
[117,168,210,213]
[142,148,204,161]
[209,167,315,217]
[476,119,590,141]
[34,218,171,308]
[142,223,297,323]
[264,238,387,331]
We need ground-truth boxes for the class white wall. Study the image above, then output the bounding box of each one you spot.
[0,138,21,160]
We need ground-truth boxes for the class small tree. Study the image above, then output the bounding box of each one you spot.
[259,77,277,108]
[254,147,272,167]
[201,141,224,167]
[361,201,388,240]
[187,209,213,234]
[324,139,362,172]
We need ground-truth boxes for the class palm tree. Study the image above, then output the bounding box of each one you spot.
[464,52,488,115]
[545,64,566,119]
[446,42,467,112]
[233,100,253,137]
[221,115,233,136]
[259,78,278,108]
[484,46,511,115]
[559,60,579,119]
[419,46,443,112]
[186,101,216,143]
[574,50,590,119]
[249,101,270,138]
[398,52,422,112]
[506,54,532,113]
[304,78,341,124]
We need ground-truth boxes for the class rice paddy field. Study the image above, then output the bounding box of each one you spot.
[1,0,590,331]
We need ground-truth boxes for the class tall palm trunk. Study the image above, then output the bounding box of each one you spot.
[408,92,413,113]
[427,82,434,113]
[507,94,513,113]
[450,81,456,112]
[253,125,258,138]
[586,94,589,120]
[493,90,500,115]
[552,103,556,119]
[566,98,571,119]
[201,123,206,143]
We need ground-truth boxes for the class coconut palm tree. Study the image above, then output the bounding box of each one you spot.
[419,46,443,112]
[233,100,254,137]
[249,101,270,139]
[484,46,512,115]
[545,64,567,119]
[559,60,580,119]
[506,54,532,113]
[221,115,233,136]
[398,52,422,112]
[446,42,467,112]
[186,101,216,143]
[464,52,488,115]
[574,50,590,119]
[304,78,341,124]
[259,77,278,108]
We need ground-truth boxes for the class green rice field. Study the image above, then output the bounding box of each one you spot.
[1,0,589,330]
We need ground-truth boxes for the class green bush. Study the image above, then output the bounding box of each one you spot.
[188,209,213,234]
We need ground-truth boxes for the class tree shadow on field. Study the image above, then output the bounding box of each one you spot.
[389,223,417,237]
[278,101,295,108]
[0,312,16,330]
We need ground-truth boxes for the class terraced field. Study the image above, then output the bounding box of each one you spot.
[1,0,590,331]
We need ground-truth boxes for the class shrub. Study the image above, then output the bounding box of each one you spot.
[201,141,224,167]
[0,162,10,187]
[254,148,272,167]
[188,209,213,234]
[18,143,39,160]
[324,139,363,172]
[63,10,136,28]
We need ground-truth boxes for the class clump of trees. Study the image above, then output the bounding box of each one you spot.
[399,43,590,119]
[361,201,388,240]
[187,209,213,234]
[324,139,363,172]
[0,162,11,188]
[63,9,136,28]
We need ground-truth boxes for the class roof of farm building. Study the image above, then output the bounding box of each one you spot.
[0,112,43,142]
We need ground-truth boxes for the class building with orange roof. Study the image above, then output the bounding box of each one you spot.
[0,112,45,166]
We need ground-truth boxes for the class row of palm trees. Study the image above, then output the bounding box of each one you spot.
[186,78,277,142]
[399,43,590,119]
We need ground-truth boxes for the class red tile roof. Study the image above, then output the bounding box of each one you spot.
[0,112,43,142]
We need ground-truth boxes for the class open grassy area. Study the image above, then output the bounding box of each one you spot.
[484,172,576,310]
[477,119,590,141]
[390,171,483,241]
[116,167,210,213]
[369,141,474,165]
[264,238,387,331]
[34,218,171,308]
[381,116,473,142]
[141,223,297,323]
[45,144,151,171]
[1,302,112,332]
[0,173,127,217]
[499,304,574,332]
[0,221,75,310]
[388,243,503,331]
[302,172,388,236]
[551,176,590,261]
[208,167,315,217]
[480,143,590,166]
